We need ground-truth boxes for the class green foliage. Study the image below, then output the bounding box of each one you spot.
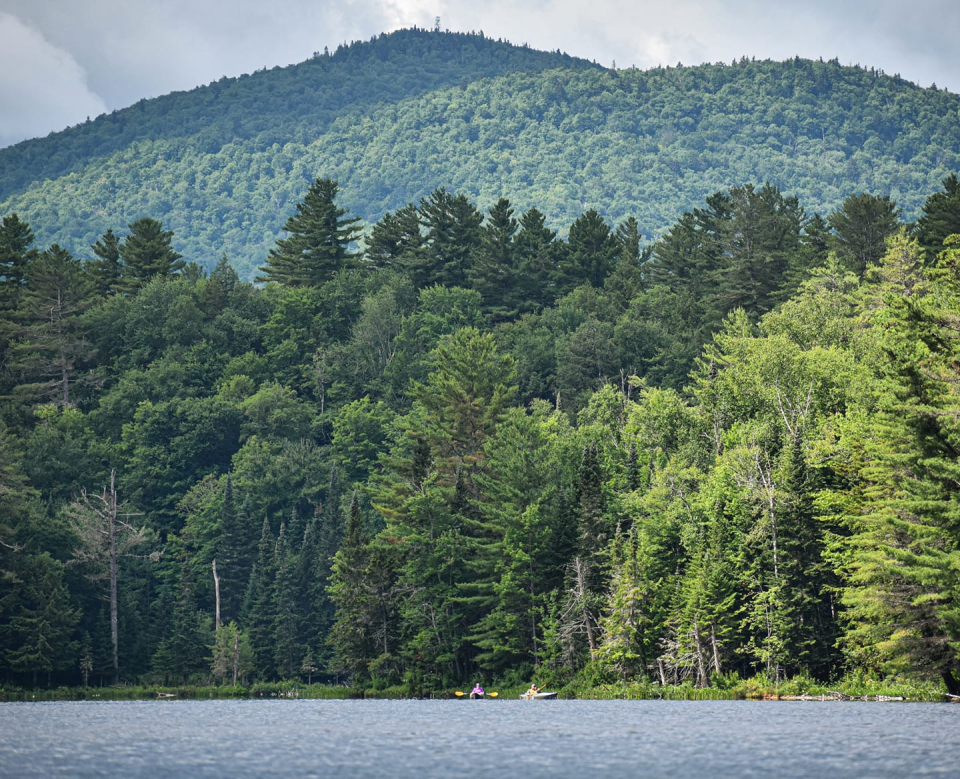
[3,35,960,280]
[118,218,185,294]
[5,87,960,698]
[258,178,361,287]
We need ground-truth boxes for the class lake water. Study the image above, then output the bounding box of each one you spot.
[1,698,957,778]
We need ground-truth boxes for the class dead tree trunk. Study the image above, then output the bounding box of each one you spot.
[212,559,221,632]
[107,471,119,685]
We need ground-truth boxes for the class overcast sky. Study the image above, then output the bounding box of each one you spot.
[2,0,959,149]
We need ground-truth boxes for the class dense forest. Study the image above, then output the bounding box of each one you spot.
[3,166,960,695]
[2,29,960,280]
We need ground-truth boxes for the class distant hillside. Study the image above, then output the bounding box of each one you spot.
[2,30,959,279]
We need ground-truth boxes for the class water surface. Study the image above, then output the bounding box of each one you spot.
[2,698,957,778]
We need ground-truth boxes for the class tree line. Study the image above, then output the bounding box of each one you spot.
[1,172,960,694]
[3,30,960,281]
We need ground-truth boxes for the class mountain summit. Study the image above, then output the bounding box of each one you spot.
[1,29,958,278]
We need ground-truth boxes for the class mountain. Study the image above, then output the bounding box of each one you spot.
[2,29,959,279]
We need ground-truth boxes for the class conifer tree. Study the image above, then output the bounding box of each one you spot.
[216,480,256,624]
[596,533,648,681]
[243,516,278,679]
[364,204,423,271]
[118,217,184,294]
[0,213,37,310]
[272,524,301,678]
[514,207,559,311]
[840,234,960,694]
[916,173,960,258]
[712,182,805,322]
[556,209,618,292]
[88,229,123,296]
[1,552,78,686]
[615,216,643,267]
[469,197,519,320]
[8,244,94,407]
[412,188,483,288]
[329,492,374,680]
[576,443,607,562]
[295,506,327,664]
[258,177,361,287]
[154,559,208,684]
[827,193,901,277]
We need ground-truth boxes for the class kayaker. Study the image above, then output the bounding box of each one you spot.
[471,683,484,696]
[525,683,539,697]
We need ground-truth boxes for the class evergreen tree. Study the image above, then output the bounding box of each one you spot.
[8,244,94,407]
[88,229,123,296]
[412,188,483,288]
[916,173,960,259]
[840,234,960,693]
[828,193,901,277]
[711,182,805,322]
[258,177,361,287]
[556,209,618,292]
[576,443,608,562]
[243,516,278,679]
[596,533,648,682]
[413,327,517,479]
[118,217,184,294]
[0,552,79,686]
[0,213,37,310]
[469,197,520,320]
[364,204,423,271]
[153,559,208,684]
[615,216,642,267]
[514,207,560,311]
[328,492,374,680]
[272,524,301,678]
[216,481,256,624]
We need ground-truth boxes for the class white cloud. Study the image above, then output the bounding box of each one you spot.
[0,0,958,147]
[0,13,107,147]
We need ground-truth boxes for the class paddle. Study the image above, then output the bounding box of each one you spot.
[455,690,498,697]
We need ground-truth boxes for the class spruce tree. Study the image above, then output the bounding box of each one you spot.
[1,552,78,686]
[827,193,901,277]
[916,173,960,259]
[514,207,559,311]
[576,443,607,561]
[469,197,519,321]
[556,209,618,292]
[272,524,301,678]
[88,229,123,296]
[0,213,37,310]
[166,560,209,683]
[243,516,278,679]
[118,217,184,293]
[216,481,256,624]
[841,234,960,693]
[328,492,374,680]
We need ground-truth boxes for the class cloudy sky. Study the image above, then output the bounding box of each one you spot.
[2,0,959,149]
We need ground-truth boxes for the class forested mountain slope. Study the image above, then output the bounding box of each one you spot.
[2,31,959,279]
